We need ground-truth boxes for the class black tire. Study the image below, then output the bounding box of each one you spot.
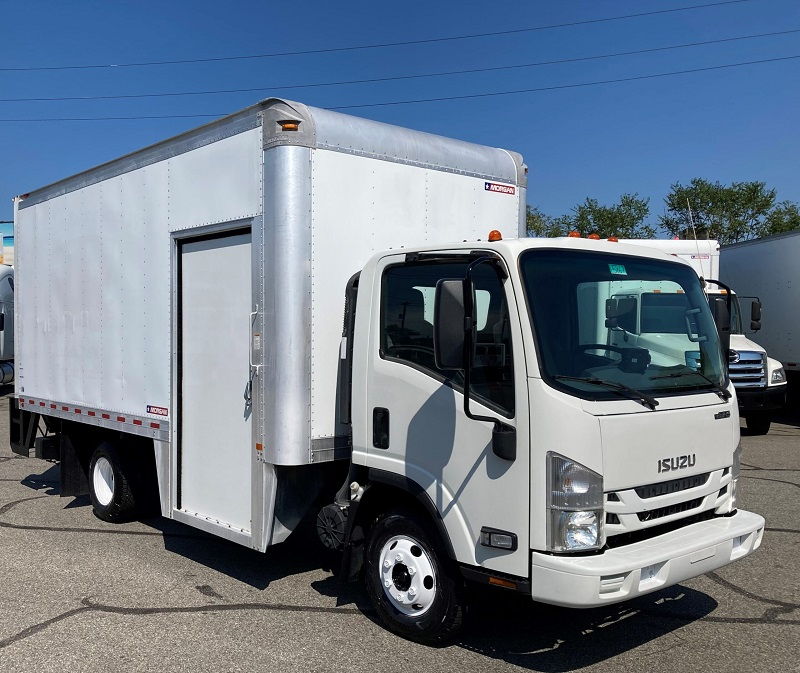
[88,442,139,522]
[364,510,465,645]
[745,413,771,435]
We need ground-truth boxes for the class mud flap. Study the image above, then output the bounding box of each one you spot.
[60,434,89,498]
[9,400,39,457]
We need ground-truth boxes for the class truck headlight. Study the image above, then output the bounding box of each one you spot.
[547,452,604,552]
[771,367,786,384]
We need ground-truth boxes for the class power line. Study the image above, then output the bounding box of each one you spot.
[332,54,800,110]
[0,53,796,122]
[2,28,795,103]
[0,0,758,72]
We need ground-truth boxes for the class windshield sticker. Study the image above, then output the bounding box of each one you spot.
[608,264,627,276]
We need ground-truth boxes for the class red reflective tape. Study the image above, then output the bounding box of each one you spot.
[133,419,142,426]
[117,416,126,422]
[87,411,96,417]
[101,413,110,419]
[150,422,160,429]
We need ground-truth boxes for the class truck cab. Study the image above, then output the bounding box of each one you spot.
[344,235,764,641]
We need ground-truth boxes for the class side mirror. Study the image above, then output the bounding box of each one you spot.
[710,297,732,357]
[605,296,635,329]
[433,279,467,370]
[750,299,762,332]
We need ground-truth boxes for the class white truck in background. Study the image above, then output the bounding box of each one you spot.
[721,231,800,407]
[622,239,787,434]
[0,264,13,384]
[10,98,764,644]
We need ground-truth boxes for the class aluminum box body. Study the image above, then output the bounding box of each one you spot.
[14,98,527,466]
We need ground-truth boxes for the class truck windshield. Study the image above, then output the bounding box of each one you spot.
[519,249,727,400]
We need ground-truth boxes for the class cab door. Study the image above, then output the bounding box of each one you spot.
[363,254,530,578]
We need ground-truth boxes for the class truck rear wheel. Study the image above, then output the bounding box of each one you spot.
[364,510,465,645]
[745,413,771,435]
[88,442,138,522]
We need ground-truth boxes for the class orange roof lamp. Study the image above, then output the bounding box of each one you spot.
[277,119,301,132]
[488,230,503,242]
[568,231,581,238]
[587,233,600,240]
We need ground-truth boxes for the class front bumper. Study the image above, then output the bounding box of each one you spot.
[735,384,787,413]
[530,509,764,607]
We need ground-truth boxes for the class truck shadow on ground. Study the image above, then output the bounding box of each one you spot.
[11,468,715,669]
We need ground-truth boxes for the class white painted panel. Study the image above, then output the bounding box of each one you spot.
[15,127,261,421]
[309,149,521,440]
[180,232,252,532]
[168,128,261,230]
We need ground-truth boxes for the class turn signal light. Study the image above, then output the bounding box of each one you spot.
[488,230,503,242]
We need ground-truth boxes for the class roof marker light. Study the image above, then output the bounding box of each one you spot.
[488,230,502,242]
[608,236,619,242]
[568,231,581,238]
[277,119,301,131]
[588,233,600,240]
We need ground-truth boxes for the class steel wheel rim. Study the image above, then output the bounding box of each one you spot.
[93,456,115,507]
[378,535,437,616]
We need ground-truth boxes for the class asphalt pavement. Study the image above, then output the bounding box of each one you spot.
[0,387,797,673]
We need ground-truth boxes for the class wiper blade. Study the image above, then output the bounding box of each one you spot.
[649,371,732,401]
[554,375,659,410]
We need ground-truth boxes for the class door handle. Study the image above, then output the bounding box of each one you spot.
[249,305,262,376]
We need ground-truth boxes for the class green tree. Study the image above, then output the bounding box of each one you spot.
[660,178,798,244]
[526,206,565,237]
[527,195,653,238]
[561,194,654,239]
[760,201,800,238]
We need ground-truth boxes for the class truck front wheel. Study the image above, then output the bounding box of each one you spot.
[88,442,138,522]
[745,413,771,435]
[364,510,465,645]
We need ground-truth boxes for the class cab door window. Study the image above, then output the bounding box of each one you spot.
[380,261,514,416]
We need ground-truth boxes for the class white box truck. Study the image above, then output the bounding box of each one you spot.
[621,239,787,434]
[10,98,764,644]
[721,231,800,397]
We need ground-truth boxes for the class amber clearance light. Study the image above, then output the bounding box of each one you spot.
[488,230,503,242]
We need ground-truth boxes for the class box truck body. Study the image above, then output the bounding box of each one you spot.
[11,99,763,644]
[721,231,800,373]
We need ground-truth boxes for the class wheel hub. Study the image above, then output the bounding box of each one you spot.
[378,535,436,616]
[92,456,115,507]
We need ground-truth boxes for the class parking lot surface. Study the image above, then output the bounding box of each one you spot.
[0,388,797,673]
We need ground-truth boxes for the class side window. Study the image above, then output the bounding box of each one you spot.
[381,261,514,416]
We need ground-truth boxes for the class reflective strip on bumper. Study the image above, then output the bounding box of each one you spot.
[531,509,764,607]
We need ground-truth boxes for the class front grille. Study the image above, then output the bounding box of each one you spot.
[637,498,703,522]
[634,473,709,499]
[729,350,766,389]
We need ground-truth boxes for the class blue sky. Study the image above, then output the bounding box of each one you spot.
[1,0,798,236]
